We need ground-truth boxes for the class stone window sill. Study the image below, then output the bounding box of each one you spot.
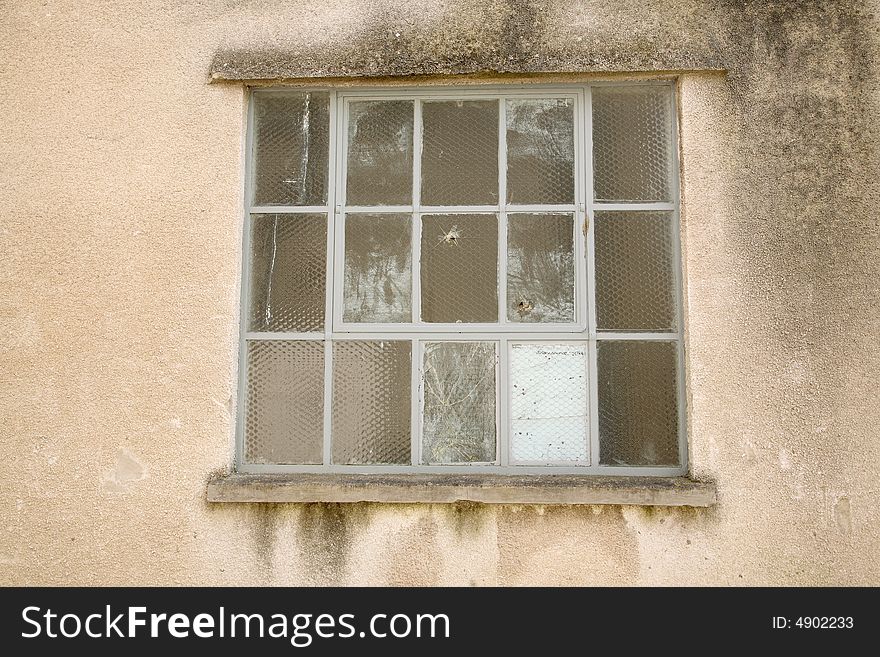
[206,473,716,507]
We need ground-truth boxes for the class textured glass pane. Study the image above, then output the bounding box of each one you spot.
[595,211,676,331]
[506,99,575,204]
[244,340,324,464]
[421,100,499,205]
[421,214,498,323]
[253,92,329,206]
[332,341,411,464]
[511,344,588,463]
[507,213,575,323]
[592,86,673,202]
[248,214,326,332]
[343,214,412,323]
[346,100,414,205]
[422,342,496,463]
[597,341,679,466]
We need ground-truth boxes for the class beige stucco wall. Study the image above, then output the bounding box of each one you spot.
[1,0,878,585]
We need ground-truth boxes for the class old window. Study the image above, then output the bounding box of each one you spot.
[238,84,684,475]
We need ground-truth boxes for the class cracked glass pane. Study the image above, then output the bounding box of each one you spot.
[343,213,412,323]
[510,344,589,463]
[248,213,326,332]
[506,98,575,204]
[592,85,673,202]
[598,340,679,466]
[252,92,329,206]
[346,100,414,205]
[421,100,499,205]
[244,340,324,464]
[595,211,676,331]
[421,214,498,323]
[332,341,411,464]
[421,342,497,463]
[507,213,575,323]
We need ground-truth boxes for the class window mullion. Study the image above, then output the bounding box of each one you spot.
[584,85,601,468]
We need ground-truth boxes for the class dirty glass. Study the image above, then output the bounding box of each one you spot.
[510,344,588,462]
[332,341,411,464]
[343,213,412,323]
[422,342,497,463]
[248,213,326,332]
[507,213,575,323]
[346,100,414,205]
[421,100,499,205]
[244,340,324,464]
[595,211,676,331]
[252,92,330,206]
[420,214,498,323]
[592,86,673,202]
[597,340,679,466]
[506,98,575,204]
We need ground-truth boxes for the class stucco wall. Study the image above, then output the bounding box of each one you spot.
[1,0,878,585]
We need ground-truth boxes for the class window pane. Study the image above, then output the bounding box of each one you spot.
[343,213,412,323]
[248,213,326,332]
[506,98,575,204]
[592,86,673,202]
[244,340,324,464]
[252,92,329,206]
[420,214,498,323]
[421,100,499,205]
[510,344,588,463]
[595,211,676,331]
[597,341,679,466]
[346,100,414,205]
[332,341,411,464]
[507,213,575,323]
[422,342,496,464]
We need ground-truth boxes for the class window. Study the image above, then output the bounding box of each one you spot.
[237,83,684,476]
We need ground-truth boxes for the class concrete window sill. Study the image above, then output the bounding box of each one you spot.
[206,473,716,507]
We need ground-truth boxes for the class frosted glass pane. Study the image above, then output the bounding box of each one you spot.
[421,214,498,323]
[252,92,329,206]
[346,100,414,205]
[422,342,496,463]
[511,344,588,462]
[592,86,673,202]
[507,213,575,323]
[421,100,499,205]
[343,214,412,323]
[506,98,575,204]
[597,341,679,466]
[244,340,324,464]
[248,213,326,332]
[332,341,411,464]
[595,211,676,331]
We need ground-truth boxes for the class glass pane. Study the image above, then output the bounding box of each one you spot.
[244,340,324,464]
[595,211,676,331]
[507,213,575,323]
[332,341,411,464]
[346,100,414,205]
[422,342,496,464]
[248,213,326,332]
[597,341,679,466]
[510,344,588,463]
[421,100,499,205]
[506,98,575,204]
[343,214,412,323]
[420,214,498,323]
[592,86,673,202]
[252,92,329,206]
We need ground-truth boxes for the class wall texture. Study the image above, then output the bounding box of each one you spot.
[1,0,878,585]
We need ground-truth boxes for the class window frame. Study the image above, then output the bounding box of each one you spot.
[237,81,687,477]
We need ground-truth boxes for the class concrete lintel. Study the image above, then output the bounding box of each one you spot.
[207,473,717,507]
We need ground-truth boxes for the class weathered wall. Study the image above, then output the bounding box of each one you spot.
[1,0,878,585]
